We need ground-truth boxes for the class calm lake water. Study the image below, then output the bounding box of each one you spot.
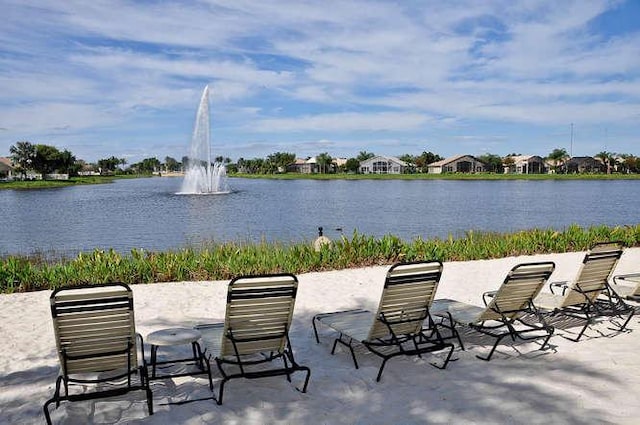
[1,177,639,256]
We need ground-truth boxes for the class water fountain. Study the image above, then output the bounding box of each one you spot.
[179,85,230,194]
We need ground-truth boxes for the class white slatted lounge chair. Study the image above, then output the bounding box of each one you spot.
[195,273,310,404]
[432,262,556,361]
[312,261,455,382]
[534,242,634,341]
[43,283,153,424]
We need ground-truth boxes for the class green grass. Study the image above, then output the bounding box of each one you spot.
[0,176,118,190]
[2,224,639,293]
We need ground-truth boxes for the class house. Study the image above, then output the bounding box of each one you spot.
[288,158,318,174]
[0,157,14,180]
[561,156,605,174]
[332,157,347,169]
[359,155,408,174]
[427,155,485,174]
[503,155,547,174]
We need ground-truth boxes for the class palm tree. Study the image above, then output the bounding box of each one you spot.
[595,151,615,174]
[547,148,569,173]
[9,141,36,179]
[356,151,375,162]
[316,152,333,174]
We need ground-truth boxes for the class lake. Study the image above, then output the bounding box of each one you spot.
[1,177,639,256]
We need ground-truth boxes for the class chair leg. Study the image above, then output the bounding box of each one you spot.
[43,376,63,425]
[312,316,321,343]
[375,357,390,382]
[620,310,635,331]
[539,327,554,351]
[430,343,455,370]
[297,366,311,393]
[476,334,507,361]
[141,367,154,415]
[332,337,359,369]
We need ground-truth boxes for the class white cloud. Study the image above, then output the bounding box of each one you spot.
[1,0,640,161]
[252,112,432,132]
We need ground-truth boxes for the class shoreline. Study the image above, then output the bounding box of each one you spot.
[1,249,639,424]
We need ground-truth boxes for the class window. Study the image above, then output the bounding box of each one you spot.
[372,161,389,173]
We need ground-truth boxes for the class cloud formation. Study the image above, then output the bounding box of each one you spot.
[1,0,639,162]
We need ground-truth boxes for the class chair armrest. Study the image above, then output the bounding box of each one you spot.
[549,281,569,295]
[482,290,497,306]
[613,273,640,285]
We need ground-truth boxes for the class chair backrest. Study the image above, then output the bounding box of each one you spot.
[560,242,623,307]
[367,261,443,340]
[480,262,556,321]
[50,283,138,376]
[220,273,298,358]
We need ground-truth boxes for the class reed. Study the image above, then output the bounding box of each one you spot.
[1,224,639,293]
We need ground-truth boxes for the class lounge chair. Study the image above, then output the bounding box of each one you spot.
[43,283,153,424]
[534,242,634,341]
[195,273,310,405]
[431,262,556,361]
[613,273,640,303]
[312,261,455,382]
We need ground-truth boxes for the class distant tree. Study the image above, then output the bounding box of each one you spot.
[214,156,224,163]
[58,149,78,175]
[316,152,333,174]
[619,154,639,174]
[595,151,616,174]
[398,154,415,165]
[9,141,36,178]
[241,158,266,174]
[236,157,246,172]
[547,148,569,173]
[97,156,125,175]
[181,156,190,170]
[356,151,375,162]
[478,153,503,173]
[503,156,515,173]
[164,156,180,172]
[32,144,64,178]
[267,152,296,173]
[415,151,443,173]
[141,157,161,173]
[345,158,360,173]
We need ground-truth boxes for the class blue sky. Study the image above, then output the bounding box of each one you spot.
[1,0,639,164]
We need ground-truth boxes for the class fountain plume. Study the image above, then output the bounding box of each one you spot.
[179,85,229,194]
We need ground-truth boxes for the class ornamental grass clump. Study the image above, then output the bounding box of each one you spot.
[1,224,639,293]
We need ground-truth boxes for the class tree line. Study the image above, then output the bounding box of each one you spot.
[7,140,640,180]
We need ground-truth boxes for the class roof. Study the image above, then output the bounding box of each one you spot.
[0,157,14,169]
[428,154,476,167]
[506,155,544,164]
[360,155,408,166]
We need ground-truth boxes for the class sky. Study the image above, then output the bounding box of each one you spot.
[1,0,639,165]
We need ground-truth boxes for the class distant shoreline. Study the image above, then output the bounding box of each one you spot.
[2,172,640,191]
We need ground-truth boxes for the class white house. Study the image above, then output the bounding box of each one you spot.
[427,155,485,174]
[359,155,408,174]
[503,155,547,174]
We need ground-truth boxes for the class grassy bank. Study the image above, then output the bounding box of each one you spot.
[2,224,639,293]
[0,176,118,190]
